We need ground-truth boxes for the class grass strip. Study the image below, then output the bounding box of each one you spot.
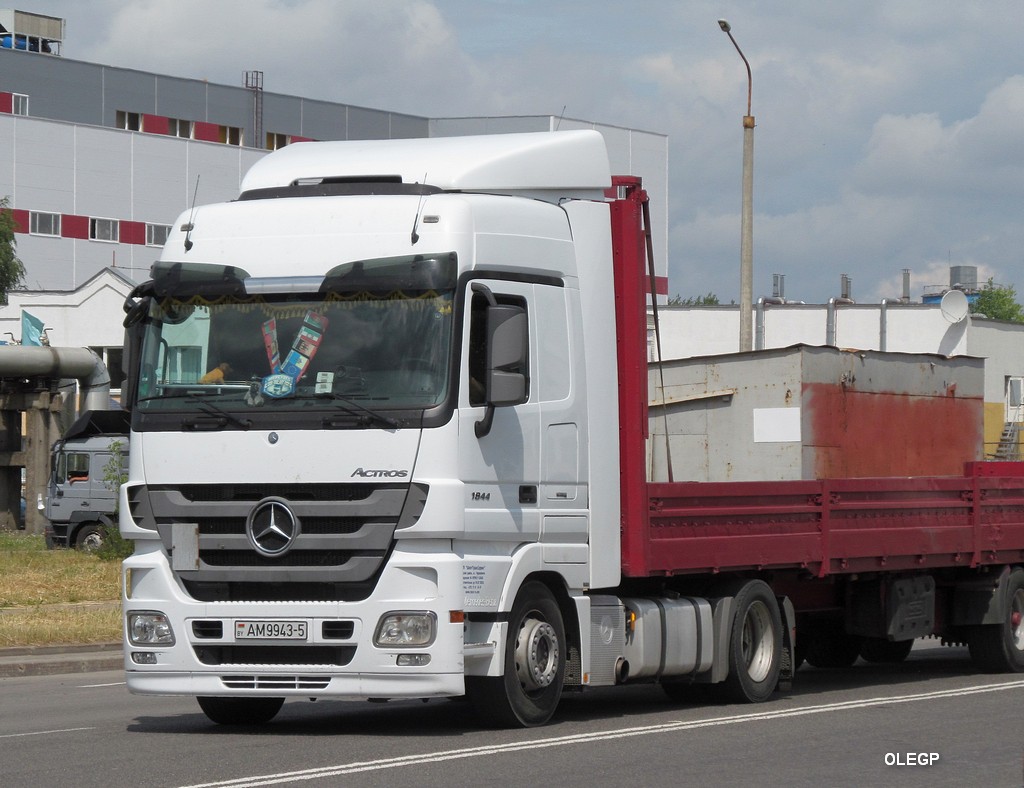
[0,533,122,647]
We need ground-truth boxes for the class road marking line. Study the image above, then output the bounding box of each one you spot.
[79,681,126,688]
[0,727,95,739]
[181,678,1024,788]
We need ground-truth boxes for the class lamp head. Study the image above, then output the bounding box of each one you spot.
[718,19,731,32]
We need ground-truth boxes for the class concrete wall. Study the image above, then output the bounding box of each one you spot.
[655,302,970,360]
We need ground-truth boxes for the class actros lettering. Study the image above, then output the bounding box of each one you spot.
[351,467,409,478]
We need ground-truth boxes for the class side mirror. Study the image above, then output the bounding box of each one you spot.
[473,283,528,438]
[485,305,528,406]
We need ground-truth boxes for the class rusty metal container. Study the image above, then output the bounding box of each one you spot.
[647,345,984,482]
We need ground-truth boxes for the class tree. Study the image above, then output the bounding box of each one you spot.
[0,197,26,304]
[970,279,1024,323]
[96,438,133,560]
[668,292,721,306]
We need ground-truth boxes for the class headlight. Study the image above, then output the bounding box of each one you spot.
[374,611,436,647]
[127,611,175,646]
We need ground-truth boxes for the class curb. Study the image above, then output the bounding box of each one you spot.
[0,642,123,678]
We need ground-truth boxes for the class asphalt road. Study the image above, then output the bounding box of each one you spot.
[2,641,1022,788]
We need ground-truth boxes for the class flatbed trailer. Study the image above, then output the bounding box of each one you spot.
[639,465,1024,579]
[609,175,1024,674]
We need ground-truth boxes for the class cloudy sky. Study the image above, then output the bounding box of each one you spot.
[36,0,1024,303]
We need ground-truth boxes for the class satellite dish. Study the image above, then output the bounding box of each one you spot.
[940,289,969,323]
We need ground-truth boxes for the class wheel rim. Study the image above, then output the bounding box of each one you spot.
[741,600,775,683]
[81,532,103,551]
[515,615,560,691]
[1010,588,1024,652]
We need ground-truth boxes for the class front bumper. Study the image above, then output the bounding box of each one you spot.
[123,542,469,699]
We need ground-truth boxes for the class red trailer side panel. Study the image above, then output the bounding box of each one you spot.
[637,463,1024,578]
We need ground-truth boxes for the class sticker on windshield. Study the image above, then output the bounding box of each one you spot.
[262,318,281,373]
[261,373,296,399]
[258,310,329,398]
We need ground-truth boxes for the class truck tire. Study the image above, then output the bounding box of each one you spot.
[197,696,284,725]
[75,523,105,552]
[722,580,782,703]
[466,581,565,727]
[803,621,862,668]
[968,568,1024,673]
[859,637,914,664]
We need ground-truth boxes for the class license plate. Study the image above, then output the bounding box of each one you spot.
[234,620,308,640]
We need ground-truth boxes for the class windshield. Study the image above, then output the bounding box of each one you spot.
[132,254,457,427]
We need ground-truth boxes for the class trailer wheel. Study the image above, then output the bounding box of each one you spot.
[722,580,782,703]
[858,637,914,664]
[466,581,565,727]
[197,696,284,725]
[969,568,1024,673]
[75,523,105,552]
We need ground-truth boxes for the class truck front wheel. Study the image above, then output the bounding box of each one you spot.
[722,580,782,703]
[969,568,1024,673]
[197,696,284,725]
[467,581,566,727]
[75,523,105,552]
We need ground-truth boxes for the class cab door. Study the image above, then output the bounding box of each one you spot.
[47,450,94,522]
[458,279,541,542]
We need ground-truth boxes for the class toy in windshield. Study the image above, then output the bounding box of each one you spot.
[199,362,232,384]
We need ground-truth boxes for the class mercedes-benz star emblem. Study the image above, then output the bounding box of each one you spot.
[246,498,300,557]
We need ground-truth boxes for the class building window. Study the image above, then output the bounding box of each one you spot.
[29,211,60,236]
[146,223,170,247]
[89,218,119,242]
[12,93,28,116]
[219,125,242,146]
[168,118,192,138]
[267,132,288,150]
[117,110,141,131]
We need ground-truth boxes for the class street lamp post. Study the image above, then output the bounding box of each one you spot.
[718,19,754,352]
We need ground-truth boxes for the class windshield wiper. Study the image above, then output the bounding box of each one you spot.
[315,392,401,429]
[184,393,252,430]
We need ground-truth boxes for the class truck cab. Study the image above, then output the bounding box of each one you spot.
[45,409,129,550]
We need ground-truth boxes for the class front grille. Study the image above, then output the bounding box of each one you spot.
[322,620,355,639]
[192,620,223,639]
[189,619,355,640]
[176,483,373,503]
[194,645,356,666]
[127,482,428,602]
[221,675,332,690]
[199,550,357,567]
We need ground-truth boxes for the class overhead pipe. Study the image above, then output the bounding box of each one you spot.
[0,346,111,411]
